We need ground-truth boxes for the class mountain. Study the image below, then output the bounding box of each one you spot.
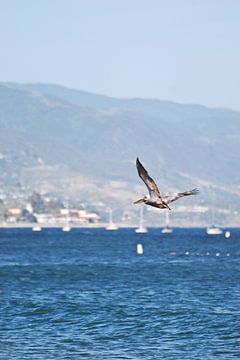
[0,82,240,225]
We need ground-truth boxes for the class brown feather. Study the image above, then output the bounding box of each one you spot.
[136,158,161,198]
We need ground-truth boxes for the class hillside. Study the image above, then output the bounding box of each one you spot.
[0,82,240,225]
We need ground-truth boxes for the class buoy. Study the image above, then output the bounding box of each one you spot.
[216,253,220,256]
[185,251,189,255]
[137,243,143,255]
[225,231,231,238]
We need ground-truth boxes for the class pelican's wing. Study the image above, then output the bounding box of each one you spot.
[136,158,161,198]
[162,188,199,204]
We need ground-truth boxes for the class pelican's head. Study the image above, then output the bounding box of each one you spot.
[133,195,149,204]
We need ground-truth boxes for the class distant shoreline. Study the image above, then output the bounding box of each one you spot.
[0,223,238,229]
[0,223,103,229]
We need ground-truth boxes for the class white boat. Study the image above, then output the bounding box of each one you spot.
[135,226,147,233]
[206,226,223,235]
[62,225,71,232]
[135,206,147,233]
[32,225,42,232]
[161,226,173,234]
[206,192,222,235]
[106,224,118,230]
[106,209,118,230]
[62,201,71,232]
[161,211,173,233]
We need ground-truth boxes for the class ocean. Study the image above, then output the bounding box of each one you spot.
[0,227,239,359]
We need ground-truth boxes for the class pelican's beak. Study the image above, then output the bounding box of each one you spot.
[133,198,144,204]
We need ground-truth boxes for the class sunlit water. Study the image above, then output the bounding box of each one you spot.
[0,228,239,359]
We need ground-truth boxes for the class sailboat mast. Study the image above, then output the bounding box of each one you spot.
[139,206,143,227]
[109,209,113,224]
[135,205,147,233]
[166,210,169,226]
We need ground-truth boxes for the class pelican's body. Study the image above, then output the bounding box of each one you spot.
[145,198,167,209]
[134,158,199,210]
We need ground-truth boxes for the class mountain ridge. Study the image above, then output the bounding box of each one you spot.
[5,81,239,115]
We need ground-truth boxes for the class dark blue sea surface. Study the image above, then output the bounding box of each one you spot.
[0,227,239,359]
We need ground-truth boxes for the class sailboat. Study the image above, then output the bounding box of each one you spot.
[106,209,118,230]
[135,206,147,233]
[161,211,173,233]
[62,214,71,232]
[62,224,71,232]
[62,201,71,232]
[206,198,222,235]
[206,226,223,235]
[32,225,42,232]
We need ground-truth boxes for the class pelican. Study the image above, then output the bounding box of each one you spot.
[134,158,199,210]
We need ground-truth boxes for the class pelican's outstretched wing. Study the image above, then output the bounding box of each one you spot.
[136,158,161,198]
[162,188,199,204]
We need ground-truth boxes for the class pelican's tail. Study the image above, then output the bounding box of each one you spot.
[133,198,145,204]
[163,201,171,210]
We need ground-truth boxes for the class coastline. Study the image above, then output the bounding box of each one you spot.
[0,223,238,229]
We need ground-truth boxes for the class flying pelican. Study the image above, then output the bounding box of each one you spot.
[134,158,199,210]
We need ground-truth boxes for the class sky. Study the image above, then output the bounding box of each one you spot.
[0,0,240,110]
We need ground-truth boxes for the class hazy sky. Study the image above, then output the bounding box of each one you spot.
[0,0,240,110]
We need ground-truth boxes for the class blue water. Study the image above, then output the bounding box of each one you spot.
[0,228,239,359]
